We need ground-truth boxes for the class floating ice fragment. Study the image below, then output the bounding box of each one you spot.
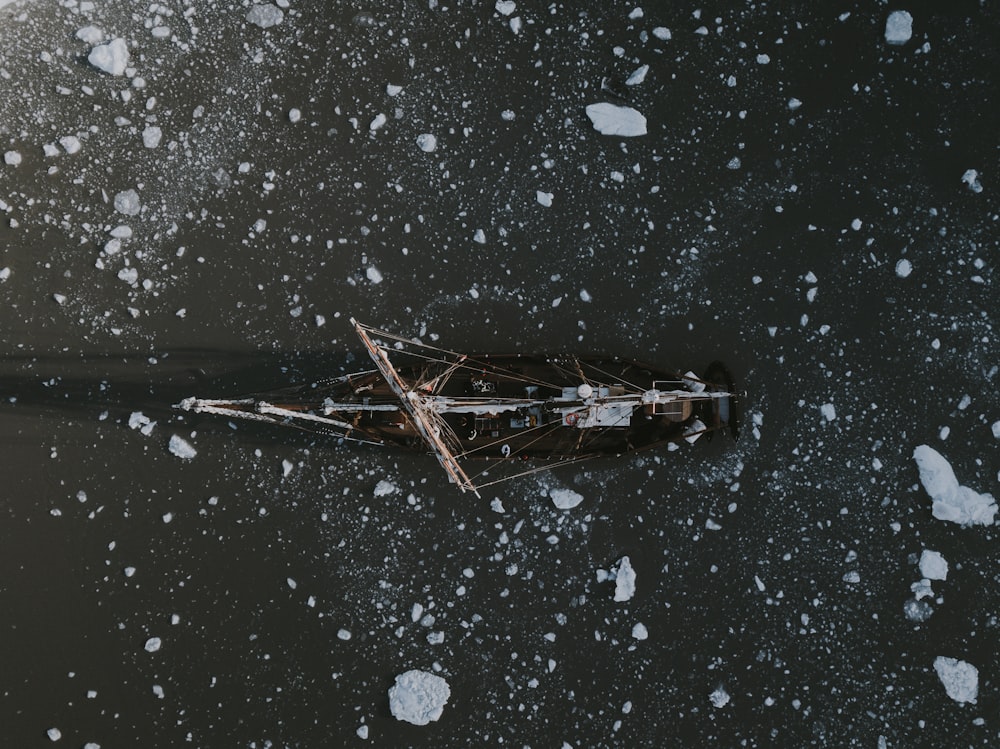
[933,657,978,704]
[356,725,369,740]
[652,27,671,40]
[495,0,516,15]
[549,487,583,509]
[579,288,592,302]
[337,629,352,641]
[585,103,647,137]
[631,622,648,640]
[388,670,451,725]
[613,556,636,601]
[282,459,294,477]
[992,421,1000,439]
[168,435,197,460]
[509,16,522,34]
[895,258,912,278]
[47,728,62,741]
[788,97,802,110]
[820,403,836,421]
[850,218,862,230]
[369,113,387,131]
[76,25,104,45]
[625,65,649,85]
[142,125,162,148]
[128,411,155,436]
[885,11,913,45]
[961,169,983,193]
[88,38,129,76]
[913,445,997,526]
[386,84,402,96]
[919,549,948,580]
[4,150,21,166]
[246,4,284,28]
[536,190,553,207]
[144,637,162,653]
[288,108,301,123]
[473,229,486,244]
[366,266,383,284]
[709,686,730,708]
[903,598,933,622]
[59,136,81,154]
[114,189,141,216]
[373,479,397,497]
[416,133,437,152]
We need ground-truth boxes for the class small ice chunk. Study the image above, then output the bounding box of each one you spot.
[388,670,451,725]
[366,266,383,284]
[416,133,437,152]
[913,445,997,526]
[992,421,1000,439]
[288,108,301,123]
[144,637,162,653]
[76,25,104,45]
[386,84,403,96]
[631,622,648,640]
[88,38,130,76]
[919,549,948,581]
[579,288,592,302]
[709,686,730,708]
[47,728,62,741]
[282,459,294,477]
[820,403,837,421]
[652,27,671,40]
[246,4,284,28]
[168,435,197,460]
[495,0,516,15]
[613,556,636,602]
[473,229,486,244]
[903,598,934,622]
[373,479,397,497]
[59,136,82,154]
[4,150,21,166]
[625,64,649,86]
[933,657,978,704]
[549,487,583,509]
[142,126,162,148]
[885,11,913,45]
[128,411,155,436]
[369,113,387,131]
[337,628,352,641]
[536,190,553,207]
[585,103,647,137]
[961,169,983,193]
[110,225,133,238]
[357,725,369,740]
[113,189,141,216]
[895,258,912,278]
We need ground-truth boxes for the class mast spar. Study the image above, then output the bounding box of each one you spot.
[350,318,482,497]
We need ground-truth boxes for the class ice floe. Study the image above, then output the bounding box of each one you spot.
[168,435,197,460]
[88,38,129,76]
[388,669,451,725]
[585,103,647,137]
[246,4,284,29]
[918,549,948,581]
[549,487,583,509]
[913,445,997,526]
[885,11,913,45]
[933,656,978,704]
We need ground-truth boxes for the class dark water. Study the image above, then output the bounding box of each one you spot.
[1,2,997,746]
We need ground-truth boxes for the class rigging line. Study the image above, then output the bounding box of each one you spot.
[460,420,570,482]
[577,360,647,393]
[356,323,568,391]
[471,455,600,490]
[366,343,567,392]
[453,414,565,460]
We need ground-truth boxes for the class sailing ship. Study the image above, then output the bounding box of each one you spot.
[178,320,740,496]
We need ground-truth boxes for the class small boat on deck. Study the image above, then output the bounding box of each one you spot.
[178,320,740,496]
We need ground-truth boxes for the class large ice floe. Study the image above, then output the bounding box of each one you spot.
[585,103,647,137]
[388,670,451,725]
[912,445,996,527]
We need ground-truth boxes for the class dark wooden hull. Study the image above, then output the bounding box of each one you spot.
[217,354,737,461]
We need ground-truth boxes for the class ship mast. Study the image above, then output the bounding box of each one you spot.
[351,318,482,497]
